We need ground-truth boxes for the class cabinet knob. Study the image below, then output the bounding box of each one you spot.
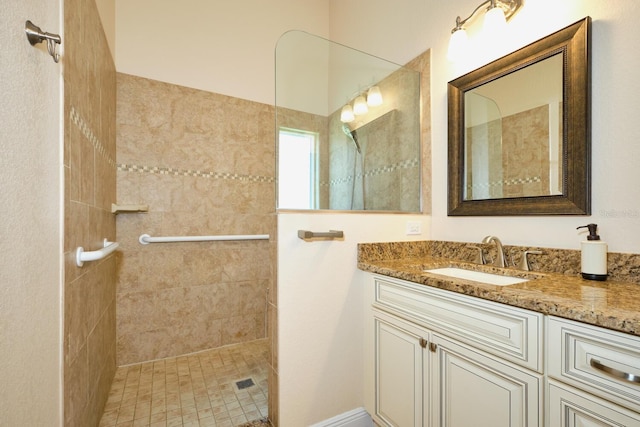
[429,342,437,352]
[419,338,428,349]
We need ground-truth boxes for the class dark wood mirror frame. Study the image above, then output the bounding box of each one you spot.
[448,17,591,216]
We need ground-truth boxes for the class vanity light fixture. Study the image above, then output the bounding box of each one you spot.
[353,95,369,115]
[447,0,523,61]
[340,86,383,122]
[340,104,355,123]
[366,86,383,107]
[483,2,508,35]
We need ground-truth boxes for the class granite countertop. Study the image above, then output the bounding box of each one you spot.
[358,256,640,337]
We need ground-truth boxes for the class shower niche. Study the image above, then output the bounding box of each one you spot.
[275,31,421,212]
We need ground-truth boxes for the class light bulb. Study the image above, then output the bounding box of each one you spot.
[447,28,468,61]
[366,86,383,107]
[483,5,507,37]
[353,95,368,115]
[340,104,355,123]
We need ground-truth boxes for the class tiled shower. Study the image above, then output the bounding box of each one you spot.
[63,0,277,424]
[114,73,276,365]
[111,73,277,426]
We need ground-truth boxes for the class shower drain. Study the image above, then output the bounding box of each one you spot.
[235,377,255,390]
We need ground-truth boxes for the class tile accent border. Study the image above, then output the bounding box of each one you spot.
[467,175,542,191]
[70,106,116,167]
[117,163,275,183]
[324,157,419,186]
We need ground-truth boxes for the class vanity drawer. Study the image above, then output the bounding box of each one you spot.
[373,275,543,372]
[548,316,640,413]
[548,379,640,426]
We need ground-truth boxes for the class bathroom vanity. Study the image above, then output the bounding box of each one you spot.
[371,275,543,426]
[359,242,640,427]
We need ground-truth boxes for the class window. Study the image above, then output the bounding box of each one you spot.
[278,128,318,209]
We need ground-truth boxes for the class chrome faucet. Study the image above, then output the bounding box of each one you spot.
[518,250,543,271]
[482,235,506,268]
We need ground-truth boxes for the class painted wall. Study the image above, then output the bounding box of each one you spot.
[95,0,115,57]
[1,0,63,425]
[277,213,429,425]
[116,0,330,105]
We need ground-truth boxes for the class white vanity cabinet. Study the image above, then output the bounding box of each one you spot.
[373,309,430,427]
[547,317,640,426]
[369,275,544,427]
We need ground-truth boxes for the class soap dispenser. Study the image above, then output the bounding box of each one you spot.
[576,223,608,281]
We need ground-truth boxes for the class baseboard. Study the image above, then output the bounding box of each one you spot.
[309,407,373,427]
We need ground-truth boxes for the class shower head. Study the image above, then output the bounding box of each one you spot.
[342,124,361,154]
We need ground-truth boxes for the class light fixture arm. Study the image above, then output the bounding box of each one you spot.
[452,0,491,32]
[451,0,523,33]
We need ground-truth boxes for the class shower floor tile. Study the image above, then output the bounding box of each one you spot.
[99,339,269,427]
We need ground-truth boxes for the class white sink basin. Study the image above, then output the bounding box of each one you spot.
[423,267,529,286]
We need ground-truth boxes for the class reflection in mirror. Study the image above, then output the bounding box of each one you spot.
[275,31,421,212]
[448,17,591,216]
[464,54,563,201]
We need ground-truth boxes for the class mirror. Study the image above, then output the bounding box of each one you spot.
[275,31,421,212]
[448,17,591,215]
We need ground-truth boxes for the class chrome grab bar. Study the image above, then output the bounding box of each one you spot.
[590,359,640,385]
[297,230,344,240]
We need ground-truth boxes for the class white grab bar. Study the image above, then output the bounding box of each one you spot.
[76,238,119,267]
[139,233,270,245]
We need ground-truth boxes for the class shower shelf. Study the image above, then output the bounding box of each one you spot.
[111,203,149,214]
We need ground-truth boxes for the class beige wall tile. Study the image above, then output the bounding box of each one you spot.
[116,73,275,365]
[64,0,117,423]
[65,344,90,426]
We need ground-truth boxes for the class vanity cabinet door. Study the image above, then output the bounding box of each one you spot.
[548,379,640,426]
[373,309,430,427]
[431,333,542,427]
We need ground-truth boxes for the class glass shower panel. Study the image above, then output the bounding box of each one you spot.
[275,30,421,212]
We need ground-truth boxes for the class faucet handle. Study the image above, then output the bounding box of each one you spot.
[518,250,543,271]
[467,245,488,265]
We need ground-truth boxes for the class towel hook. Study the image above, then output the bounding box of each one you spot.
[25,20,61,63]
